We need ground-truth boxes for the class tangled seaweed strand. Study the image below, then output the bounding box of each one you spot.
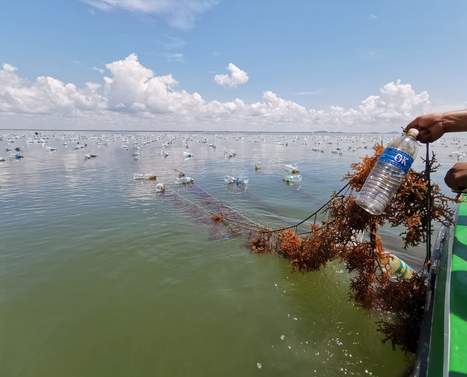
[250,231,275,254]
[385,155,453,248]
[376,274,427,353]
[210,213,225,223]
[249,144,454,353]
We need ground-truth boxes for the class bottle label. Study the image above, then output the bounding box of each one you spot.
[378,147,414,174]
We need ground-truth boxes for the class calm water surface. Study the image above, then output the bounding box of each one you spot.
[1,131,465,377]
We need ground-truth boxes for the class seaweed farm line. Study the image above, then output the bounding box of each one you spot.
[1,130,466,377]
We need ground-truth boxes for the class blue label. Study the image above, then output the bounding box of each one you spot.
[378,147,414,174]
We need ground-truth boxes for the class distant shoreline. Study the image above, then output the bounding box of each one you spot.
[0,128,399,135]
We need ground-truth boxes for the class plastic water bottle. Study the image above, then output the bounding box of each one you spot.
[283,174,302,184]
[356,128,419,215]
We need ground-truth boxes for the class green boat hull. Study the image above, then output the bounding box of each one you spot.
[416,194,467,376]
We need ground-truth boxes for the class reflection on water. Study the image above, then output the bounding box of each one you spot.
[1,130,465,377]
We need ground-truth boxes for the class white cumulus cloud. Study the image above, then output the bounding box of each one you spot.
[0,55,432,131]
[103,53,204,114]
[82,0,218,29]
[0,63,106,115]
[214,63,249,88]
[358,81,430,122]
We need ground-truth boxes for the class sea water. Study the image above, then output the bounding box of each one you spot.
[1,130,464,377]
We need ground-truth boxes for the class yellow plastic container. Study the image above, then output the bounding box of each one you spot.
[385,253,414,279]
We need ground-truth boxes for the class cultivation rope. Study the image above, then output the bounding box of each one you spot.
[172,144,434,265]
[188,184,265,229]
[261,182,350,234]
[424,143,433,265]
[259,144,434,267]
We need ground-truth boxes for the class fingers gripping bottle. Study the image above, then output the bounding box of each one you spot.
[356,129,419,215]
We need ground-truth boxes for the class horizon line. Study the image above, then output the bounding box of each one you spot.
[0,128,398,135]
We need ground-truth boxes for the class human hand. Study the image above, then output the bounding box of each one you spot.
[405,113,445,143]
[444,162,467,192]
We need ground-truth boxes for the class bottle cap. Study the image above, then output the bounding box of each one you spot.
[406,128,419,138]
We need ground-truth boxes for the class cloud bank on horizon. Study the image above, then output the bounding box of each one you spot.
[0,54,431,132]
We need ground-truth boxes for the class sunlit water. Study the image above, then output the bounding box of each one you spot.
[1,131,465,377]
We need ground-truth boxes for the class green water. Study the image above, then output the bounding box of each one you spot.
[4,130,461,377]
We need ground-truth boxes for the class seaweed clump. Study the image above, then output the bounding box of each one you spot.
[249,144,454,353]
[210,213,225,224]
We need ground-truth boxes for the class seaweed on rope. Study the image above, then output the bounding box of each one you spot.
[245,144,454,353]
[167,144,454,353]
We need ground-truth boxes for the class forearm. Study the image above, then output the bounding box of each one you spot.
[441,111,467,133]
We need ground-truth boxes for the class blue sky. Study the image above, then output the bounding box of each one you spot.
[1,0,466,131]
